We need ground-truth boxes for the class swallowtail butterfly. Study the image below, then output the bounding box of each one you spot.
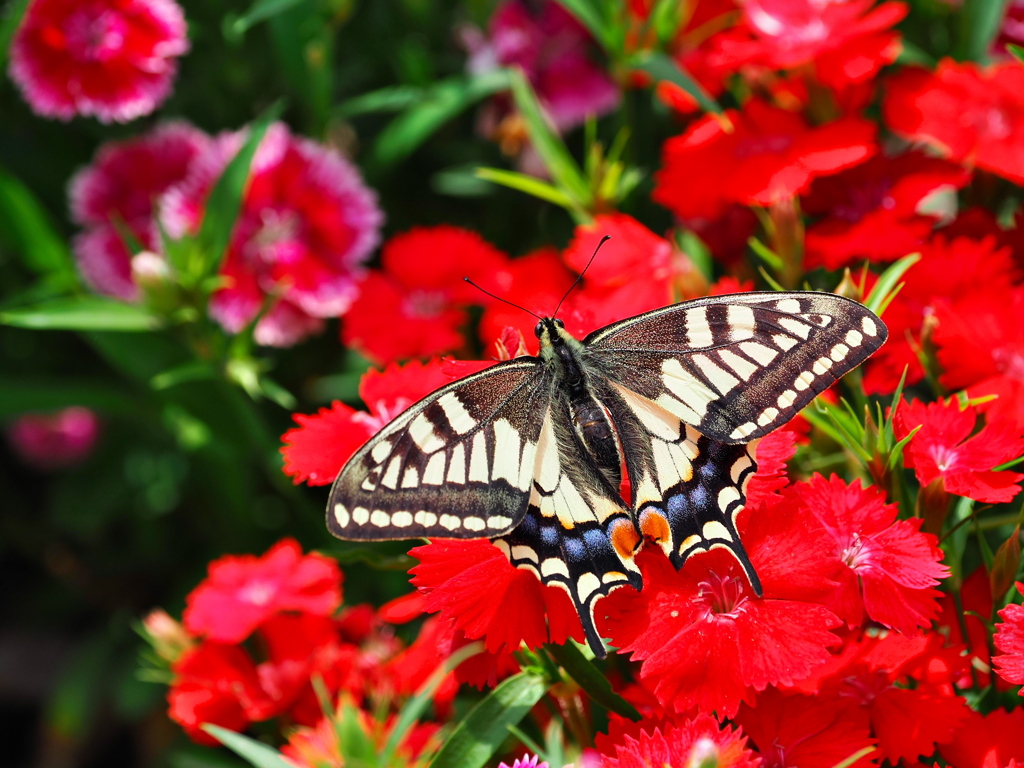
[327,291,887,656]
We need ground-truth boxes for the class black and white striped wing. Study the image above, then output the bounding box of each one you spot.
[584,292,887,443]
[492,391,643,657]
[327,359,548,540]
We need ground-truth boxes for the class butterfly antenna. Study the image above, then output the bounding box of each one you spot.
[553,234,610,319]
[463,277,543,320]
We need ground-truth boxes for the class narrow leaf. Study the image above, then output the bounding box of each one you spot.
[0,377,133,417]
[546,641,641,721]
[551,0,610,50]
[338,84,426,118]
[1009,43,1024,64]
[203,725,295,768]
[373,70,511,168]
[864,253,920,316]
[0,297,161,332]
[0,165,78,284]
[991,524,1022,601]
[507,68,590,205]
[629,51,722,116]
[197,101,285,276]
[227,0,303,36]
[959,0,1011,63]
[0,0,29,68]
[429,671,549,768]
[475,167,574,207]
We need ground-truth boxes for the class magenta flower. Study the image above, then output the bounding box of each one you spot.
[161,122,383,347]
[9,0,189,123]
[69,121,210,299]
[6,407,100,470]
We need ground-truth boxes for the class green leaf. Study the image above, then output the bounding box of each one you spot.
[864,253,920,316]
[372,69,511,168]
[203,725,295,768]
[1009,43,1024,64]
[546,641,641,721]
[629,51,723,116]
[196,101,285,277]
[958,0,1011,63]
[0,377,133,417]
[0,297,161,332]
[268,2,332,132]
[151,362,217,391]
[429,671,550,768]
[552,0,610,50]
[336,700,379,766]
[382,642,485,765]
[0,0,29,68]
[338,84,426,118]
[475,167,575,208]
[225,0,304,37]
[0,165,78,285]
[507,68,590,208]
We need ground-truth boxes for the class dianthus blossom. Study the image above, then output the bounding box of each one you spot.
[5,406,100,470]
[993,582,1024,689]
[10,0,189,123]
[598,713,760,768]
[68,121,210,299]
[161,122,382,347]
[939,707,1024,768]
[342,226,509,363]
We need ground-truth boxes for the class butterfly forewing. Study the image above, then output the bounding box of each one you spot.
[585,292,887,443]
[328,358,548,540]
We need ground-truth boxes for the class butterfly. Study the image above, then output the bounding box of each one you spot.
[327,291,887,656]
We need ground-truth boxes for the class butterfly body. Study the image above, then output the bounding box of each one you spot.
[328,292,887,656]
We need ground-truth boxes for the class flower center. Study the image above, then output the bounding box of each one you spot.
[928,444,959,473]
[840,668,890,705]
[63,9,128,62]
[239,579,277,606]
[993,347,1024,381]
[698,572,748,617]
[247,209,302,265]
[403,289,448,319]
[841,533,866,568]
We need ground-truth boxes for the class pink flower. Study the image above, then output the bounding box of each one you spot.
[6,407,100,470]
[68,122,210,300]
[9,0,189,123]
[161,122,383,347]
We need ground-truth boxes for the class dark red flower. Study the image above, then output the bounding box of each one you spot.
[803,152,970,270]
[933,287,1024,431]
[68,122,209,300]
[342,226,510,363]
[599,494,841,716]
[791,631,969,763]
[939,707,1024,768]
[654,99,877,220]
[896,399,1024,504]
[281,358,452,486]
[598,713,760,768]
[162,122,382,347]
[938,567,995,688]
[9,0,189,122]
[168,642,275,745]
[884,60,1024,184]
[784,475,948,633]
[735,687,875,768]
[862,235,1018,395]
[409,539,584,655]
[994,582,1024,689]
[183,539,342,643]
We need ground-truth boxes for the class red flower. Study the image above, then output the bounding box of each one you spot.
[933,287,1024,432]
[409,539,584,655]
[791,632,969,763]
[68,122,210,300]
[939,707,1024,768]
[896,399,1024,504]
[803,152,970,270]
[598,713,760,768]
[735,688,875,768]
[784,475,948,633]
[162,122,382,347]
[599,495,841,716]
[342,226,510,363]
[862,235,1018,395]
[884,60,1024,184]
[9,0,188,122]
[6,406,100,470]
[994,582,1024,689]
[183,539,342,643]
[282,709,439,768]
[938,567,996,688]
[281,358,452,486]
[168,642,275,745]
[654,99,877,220]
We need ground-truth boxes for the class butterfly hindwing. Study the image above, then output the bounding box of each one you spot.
[328,358,549,540]
[492,396,643,657]
[585,292,887,443]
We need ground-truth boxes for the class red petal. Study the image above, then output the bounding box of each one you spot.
[281,401,374,486]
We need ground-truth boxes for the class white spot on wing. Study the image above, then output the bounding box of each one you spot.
[541,558,570,578]
[776,298,801,313]
[777,389,798,409]
[535,412,561,492]
[439,514,461,531]
[409,413,444,453]
[414,510,437,526]
[831,343,850,362]
[777,317,812,339]
[487,515,513,530]
[729,422,758,440]
[491,418,522,485]
[862,316,878,336]
[401,466,419,488]
[685,307,714,347]
[794,370,815,391]
[739,341,779,366]
[727,305,756,341]
[353,507,370,525]
[845,329,864,347]
[370,440,392,464]
[380,456,402,489]
[757,407,780,427]
[423,452,446,485]
[469,431,489,482]
[693,354,740,394]
[719,349,759,381]
[370,510,390,527]
[611,383,680,440]
[773,333,799,351]
[447,443,466,484]
[334,504,350,528]
[391,511,413,527]
[511,544,539,563]
[703,520,732,541]
[463,516,486,532]
[438,392,476,435]
[812,356,834,375]
[576,572,601,602]
[717,487,741,511]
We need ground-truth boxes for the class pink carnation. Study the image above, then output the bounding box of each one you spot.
[9,0,189,123]
[68,121,210,299]
[6,407,100,470]
[161,122,383,347]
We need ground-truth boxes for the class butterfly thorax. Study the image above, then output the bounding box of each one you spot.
[536,318,623,490]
